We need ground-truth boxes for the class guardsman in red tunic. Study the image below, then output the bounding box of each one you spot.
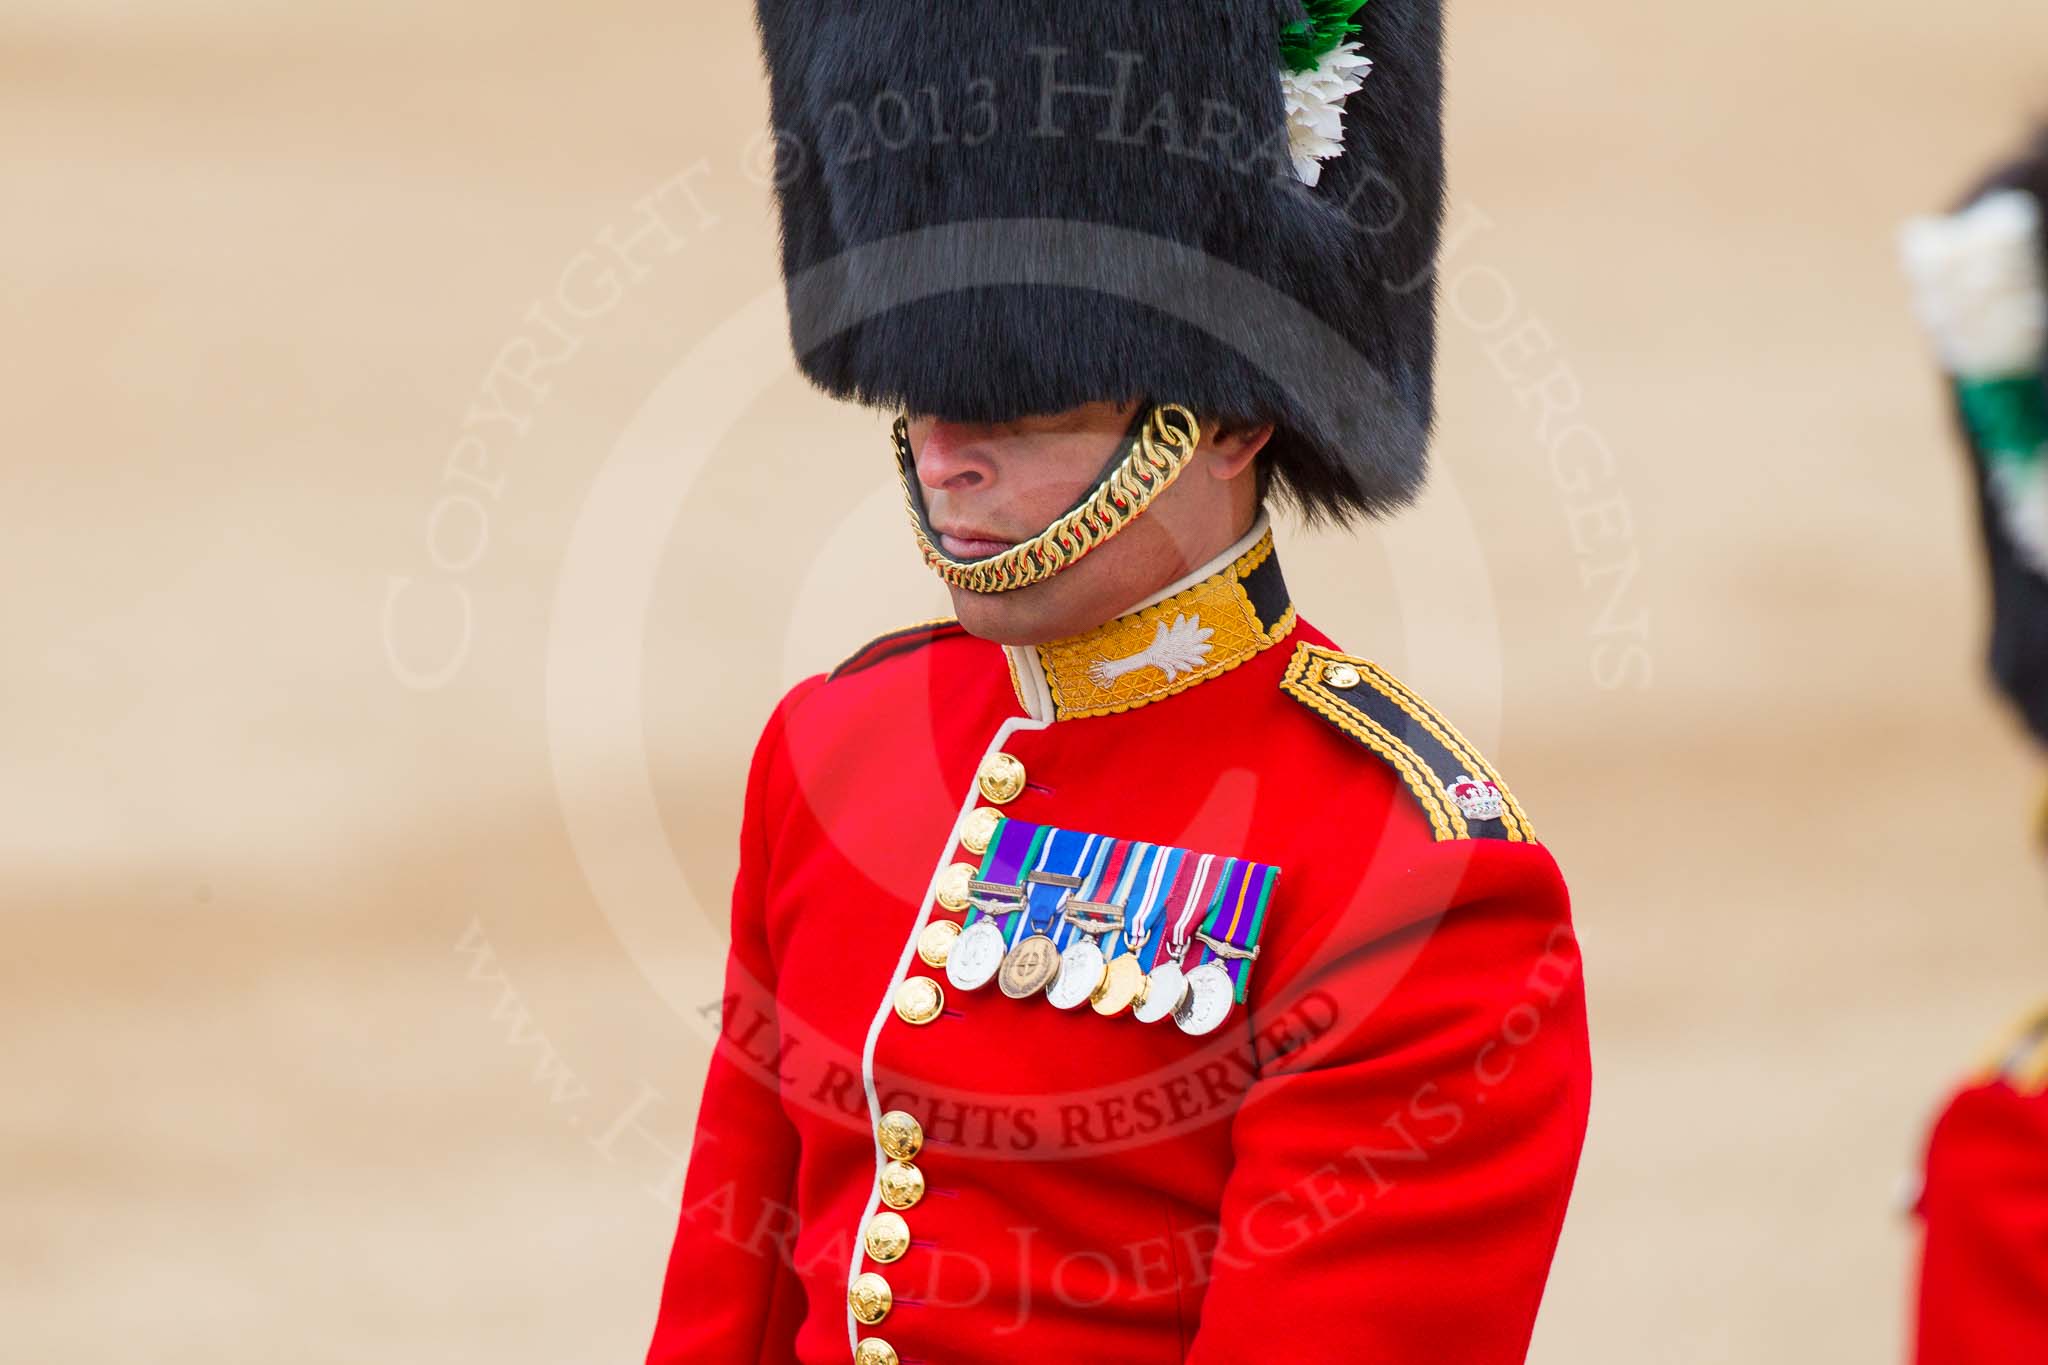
[647,3,1593,1361]
[1902,131,2048,1364]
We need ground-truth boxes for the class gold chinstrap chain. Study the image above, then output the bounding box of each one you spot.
[892,404,1203,595]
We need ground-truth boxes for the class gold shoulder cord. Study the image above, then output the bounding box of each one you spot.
[892,404,1202,594]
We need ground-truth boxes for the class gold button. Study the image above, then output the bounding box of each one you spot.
[934,861,976,911]
[892,976,944,1026]
[1323,662,1362,690]
[976,751,1027,805]
[916,918,960,968]
[960,805,1004,855]
[864,1211,910,1263]
[876,1110,924,1161]
[854,1339,899,1365]
[878,1159,925,1210]
[848,1272,893,1326]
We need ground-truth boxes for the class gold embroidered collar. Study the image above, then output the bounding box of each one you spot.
[1003,515,1296,722]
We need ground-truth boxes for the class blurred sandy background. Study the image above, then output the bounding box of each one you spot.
[8,1,2048,1360]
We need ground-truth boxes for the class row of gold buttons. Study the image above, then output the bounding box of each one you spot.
[889,751,1027,1028]
[855,752,1028,1363]
[849,1109,925,1363]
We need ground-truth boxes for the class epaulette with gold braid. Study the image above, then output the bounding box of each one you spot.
[828,619,965,682]
[1280,643,1535,843]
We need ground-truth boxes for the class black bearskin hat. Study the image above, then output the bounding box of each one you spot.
[752,0,1445,524]
[1906,129,2048,746]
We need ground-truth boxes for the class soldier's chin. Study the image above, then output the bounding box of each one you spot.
[948,566,1138,647]
[944,576,1065,646]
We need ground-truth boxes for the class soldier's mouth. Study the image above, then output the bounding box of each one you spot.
[936,529,1016,560]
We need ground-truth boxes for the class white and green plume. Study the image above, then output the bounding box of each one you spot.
[1902,190,2048,575]
[1278,0,1375,186]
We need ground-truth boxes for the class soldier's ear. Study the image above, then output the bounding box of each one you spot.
[1202,417,1275,482]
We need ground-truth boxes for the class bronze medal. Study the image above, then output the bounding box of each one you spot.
[997,932,1060,998]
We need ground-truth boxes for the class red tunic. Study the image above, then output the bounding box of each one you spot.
[646,534,1591,1364]
[1914,1058,2048,1363]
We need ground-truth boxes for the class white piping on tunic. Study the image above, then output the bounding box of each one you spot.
[1005,638,1056,724]
[844,516,1270,1346]
[847,710,1051,1349]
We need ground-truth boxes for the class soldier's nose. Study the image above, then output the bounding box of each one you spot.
[915,420,996,493]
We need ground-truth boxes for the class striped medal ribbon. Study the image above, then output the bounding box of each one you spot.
[1175,858,1280,1036]
[1133,852,1222,1025]
[998,830,1098,999]
[1047,837,1138,1011]
[1090,842,1177,1017]
[946,818,1041,992]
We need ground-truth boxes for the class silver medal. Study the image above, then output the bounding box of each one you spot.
[1045,938,1107,1010]
[1173,961,1235,1036]
[945,918,1008,992]
[1137,852,1218,1026]
[1133,960,1188,1024]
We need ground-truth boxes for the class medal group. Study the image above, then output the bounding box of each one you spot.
[913,800,1281,1039]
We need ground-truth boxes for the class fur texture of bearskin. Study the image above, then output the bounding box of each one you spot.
[752,0,1444,523]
